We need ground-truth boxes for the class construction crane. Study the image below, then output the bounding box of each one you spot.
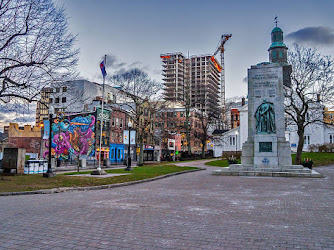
[212,34,232,129]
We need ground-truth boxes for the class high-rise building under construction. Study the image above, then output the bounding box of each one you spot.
[161,53,221,118]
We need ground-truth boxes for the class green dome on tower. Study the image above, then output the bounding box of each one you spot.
[268,25,288,64]
[271,27,283,33]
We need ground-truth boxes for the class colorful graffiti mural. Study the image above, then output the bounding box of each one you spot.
[43,113,96,160]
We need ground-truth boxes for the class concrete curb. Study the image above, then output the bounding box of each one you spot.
[0,168,205,196]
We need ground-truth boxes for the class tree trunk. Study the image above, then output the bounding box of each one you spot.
[138,136,144,166]
[201,142,205,159]
[295,126,305,165]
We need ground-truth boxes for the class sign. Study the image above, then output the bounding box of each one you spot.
[123,130,136,145]
[96,108,111,121]
[43,119,50,139]
[144,145,154,150]
[259,142,272,152]
[291,143,296,147]
[168,139,175,151]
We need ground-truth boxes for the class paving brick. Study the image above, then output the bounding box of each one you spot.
[0,161,334,249]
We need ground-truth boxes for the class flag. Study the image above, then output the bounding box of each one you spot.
[100,60,107,77]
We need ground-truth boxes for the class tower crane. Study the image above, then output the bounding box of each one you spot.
[212,34,232,129]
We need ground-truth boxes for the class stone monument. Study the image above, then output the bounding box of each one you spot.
[213,24,322,178]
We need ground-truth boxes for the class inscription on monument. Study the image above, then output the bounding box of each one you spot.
[252,73,278,99]
[259,142,272,152]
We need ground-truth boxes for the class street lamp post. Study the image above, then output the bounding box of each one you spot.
[125,121,132,171]
[43,106,55,178]
[235,130,238,155]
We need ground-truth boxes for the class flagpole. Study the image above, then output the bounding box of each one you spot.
[98,55,106,172]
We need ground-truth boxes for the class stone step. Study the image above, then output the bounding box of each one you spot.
[212,169,323,178]
[228,167,310,173]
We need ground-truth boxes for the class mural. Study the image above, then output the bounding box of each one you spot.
[43,113,96,160]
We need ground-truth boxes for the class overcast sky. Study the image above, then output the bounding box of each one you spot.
[3,0,334,129]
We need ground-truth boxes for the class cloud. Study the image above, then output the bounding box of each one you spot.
[286,26,334,45]
[103,54,118,69]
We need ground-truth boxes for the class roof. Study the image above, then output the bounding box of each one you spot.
[271,27,283,33]
[270,41,287,48]
[212,129,229,135]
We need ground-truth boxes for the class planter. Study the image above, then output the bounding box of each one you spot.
[302,162,313,169]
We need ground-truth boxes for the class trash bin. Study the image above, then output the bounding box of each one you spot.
[103,159,110,167]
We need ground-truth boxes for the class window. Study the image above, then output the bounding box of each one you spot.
[272,51,277,59]
[120,118,123,128]
[62,87,67,92]
[116,118,119,126]
[55,97,59,103]
[279,51,283,58]
[56,87,60,93]
[230,136,236,146]
[330,135,333,144]
[304,135,310,145]
[49,98,53,103]
[112,118,115,127]
[62,97,66,103]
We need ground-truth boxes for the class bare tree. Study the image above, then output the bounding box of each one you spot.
[110,68,163,166]
[0,0,78,104]
[285,44,334,164]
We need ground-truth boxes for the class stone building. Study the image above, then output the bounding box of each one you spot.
[6,123,42,159]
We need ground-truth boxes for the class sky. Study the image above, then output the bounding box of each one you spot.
[3,0,334,129]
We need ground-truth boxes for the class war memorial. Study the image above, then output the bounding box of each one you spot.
[213,26,322,178]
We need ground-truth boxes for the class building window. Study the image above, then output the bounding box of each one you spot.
[120,118,123,128]
[49,98,53,103]
[279,51,283,58]
[62,97,66,103]
[272,51,277,59]
[330,135,333,144]
[112,118,115,127]
[55,97,59,103]
[116,118,119,126]
[304,135,310,145]
[62,87,67,92]
[229,136,236,146]
[55,87,60,93]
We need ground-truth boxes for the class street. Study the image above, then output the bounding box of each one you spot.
[0,160,333,249]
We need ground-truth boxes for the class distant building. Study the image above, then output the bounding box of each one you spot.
[6,123,42,159]
[153,102,205,155]
[161,53,221,118]
[35,87,52,126]
[47,80,115,114]
[324,108,334,125]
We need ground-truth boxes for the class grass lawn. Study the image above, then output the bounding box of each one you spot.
[291,152,334,167]
[205,159,241,167]
[206,152,334,167]
[0,165,198,193]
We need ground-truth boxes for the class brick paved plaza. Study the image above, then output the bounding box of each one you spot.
[1,160,334,249]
